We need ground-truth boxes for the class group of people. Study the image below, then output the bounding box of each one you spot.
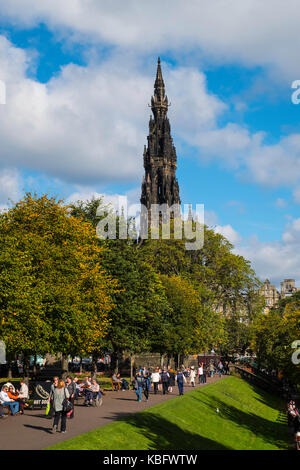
[131,362,220,402]
[74,376,103,406]
[0,359,228,429]
[47,375,103,433]
[109,360,230,403]
[287,398,300,450]
[0,380,29,418]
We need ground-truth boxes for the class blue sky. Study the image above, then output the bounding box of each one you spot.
[0,1,300,287]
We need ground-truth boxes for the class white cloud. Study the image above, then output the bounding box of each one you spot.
[0,25,299,204]
[66,185,140,212]
[204,209,219,227]
[0,43,150,185]
[1,1,300,77]
[0,168,21,209]
[235,218,300,287]
[0,37,228,188]
[190,124,300,191]
[215,224,241,245]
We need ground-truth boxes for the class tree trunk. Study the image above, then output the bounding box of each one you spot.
[167,355,172,367]
[23,354,30,383]
[91,353,98,381]
[61,354,68,380]
[7,360,12,379]
[115,354,119,374]
[79,357,83,374]
[130,353,135,381]
[160,354,165,368]
[111,350,120,374]
[33,354,37,377]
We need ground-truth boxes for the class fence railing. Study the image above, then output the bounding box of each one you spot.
[232,365,284,396]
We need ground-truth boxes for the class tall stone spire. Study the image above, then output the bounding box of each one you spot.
[140,58,181,221]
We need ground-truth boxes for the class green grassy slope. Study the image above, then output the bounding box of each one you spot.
[47,376,288,450]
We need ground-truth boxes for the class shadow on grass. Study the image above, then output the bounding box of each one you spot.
[246,382,284,410]
[235,381,288,425]
[105,411,230,450]
[190,388,288,449]
[100,411,133,421]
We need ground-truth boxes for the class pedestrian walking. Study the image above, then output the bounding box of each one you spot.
[175,369,187,396]
[48,376,59,419]
[217,361,224,376]
[168,369,175,393]
[151,367,160,395]
[161,367,170,395]
[50,379,70,433]
[143,372,151,401]
[197,363,203,384]
[65,376,76,419]
[190,366,196,387]
[134,370,144,402]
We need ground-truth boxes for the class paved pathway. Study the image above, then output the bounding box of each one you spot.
[0,375,227,450]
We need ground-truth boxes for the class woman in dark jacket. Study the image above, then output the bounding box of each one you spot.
[65,376,76,418]
[168,369,175,393]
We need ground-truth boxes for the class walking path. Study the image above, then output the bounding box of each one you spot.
[0,375,226,450]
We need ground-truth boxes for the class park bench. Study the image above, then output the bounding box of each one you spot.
[111,378,120,391]
[2,404,11,415]
[75,391,103,407]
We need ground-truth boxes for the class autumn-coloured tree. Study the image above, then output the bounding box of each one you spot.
[0,193,117,377]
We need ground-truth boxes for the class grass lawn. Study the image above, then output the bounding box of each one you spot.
[47,376,289,450]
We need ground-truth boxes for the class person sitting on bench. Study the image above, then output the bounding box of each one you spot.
[91,379,101,400]
[111,373,121,390]
[120,378,129,391]
[0,385,19,415]
[7,385,26,415]
[81,377,93,406]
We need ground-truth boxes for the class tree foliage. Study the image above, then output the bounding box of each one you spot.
[0,194,116,364]
[252,291,300,383]
[0,194,265,373]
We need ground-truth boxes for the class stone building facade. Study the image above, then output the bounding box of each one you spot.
[280,279,300,298]
[260,278,299,313]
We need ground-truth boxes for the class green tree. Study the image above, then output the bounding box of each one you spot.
[160,275,225,362]
[0,194,116,378]
[252,292,300,383]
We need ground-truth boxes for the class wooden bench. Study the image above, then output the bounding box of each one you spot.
[2,404,11,415]
[111,378,120,391]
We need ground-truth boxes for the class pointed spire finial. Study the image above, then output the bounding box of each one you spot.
[155,57,164,87]
[152,57,168,117]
